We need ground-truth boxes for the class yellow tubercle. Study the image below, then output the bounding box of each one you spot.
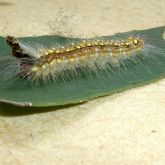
[57,59,62,64]
[66,48,71,52]
[87,43,92,47]
[80,43,86,48]
[41,65,46,69]
[50,60,55,65]
[133,39,138,44]
[48,50,54,54]
[76,45,81,49]
[44,52,49,56]
[69,58,74,62]
[94,42,98,45]
[55,50,60,54]
[31,66,39,72]
[70,47,74,51]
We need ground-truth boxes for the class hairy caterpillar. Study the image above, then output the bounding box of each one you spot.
[4,35,144,83]
[0,26,165,107]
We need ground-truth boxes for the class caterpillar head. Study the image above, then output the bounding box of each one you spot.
[6,36,38,78]
[6,36,38,66]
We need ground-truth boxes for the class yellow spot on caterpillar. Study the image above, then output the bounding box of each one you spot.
[87,43,92,46]
[50,61,55,65]
[94,42,98,45]
[80,43,85,47]
[70,47,74,51]
[69,58,74,62]
[125,42,130,46]
[76,45,81,49]
[42,65,46,69]
[110,42,113,45]
[80,56,85,60]
[55,50,60,54]
[31,66,39,72]
[48,50,54,54]
[66,48,70,52]
[114,43,118,46]
[133,39,138,44]
[60,50,64,53]
[45,52,49,56]
[121,42,125,46]
[57,59,61,64]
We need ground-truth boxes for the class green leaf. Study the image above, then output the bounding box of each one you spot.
[0,26,165,108]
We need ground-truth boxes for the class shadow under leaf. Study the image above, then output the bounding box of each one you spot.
[0,102,85,117]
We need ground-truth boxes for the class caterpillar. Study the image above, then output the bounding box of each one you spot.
[5,35,144,83]
[0,26,165,107]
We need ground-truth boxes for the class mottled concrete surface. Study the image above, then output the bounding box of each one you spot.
[0,0,165,164]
